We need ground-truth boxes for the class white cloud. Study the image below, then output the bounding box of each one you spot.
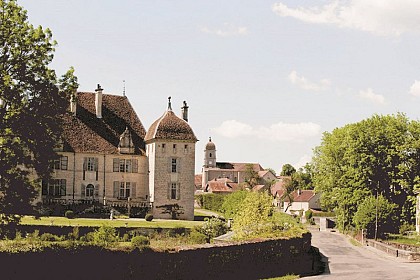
[288,70,331,92]
[294,154,312,169]
[409,80,420,97]
[200,23,248,37]
[272,0,420,36]
[213,120,321,143]
[358,88,385,105]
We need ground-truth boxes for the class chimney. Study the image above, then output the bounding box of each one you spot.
[181,101,189,122]
[95,84,103,118]
[70,91,77,116]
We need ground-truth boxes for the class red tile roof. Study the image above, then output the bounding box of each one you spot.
[288,190,316,202]
[61,92,146,154]
[195,174,202,189]
[215,162,264,172]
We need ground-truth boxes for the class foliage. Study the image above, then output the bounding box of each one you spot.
[220,191,248,219]
[243,164,261,189]
[131,235,150,248]
[353,195,397,237]
[64,210,74,219]
[313,114,420,231]
[91,225,118,247]
[0,0,78,225]
[305,210,313,221]
[193,217,228,242]
[188,230,207,244]
[145,214,153,222]
[280,164,296,176]
[195,193,225,212]
[281,178,296,213]
[399,223,416,235]
[232,191,273,239]
[291,163,314,190]
[40,233,62,242]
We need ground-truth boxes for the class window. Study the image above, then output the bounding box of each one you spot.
[42,179,66,197]
[53,156,68,170]
[113,181,136,199]
[170,183,180,200]
[86,184,94,197]
[120,182,131,198]
[173,144,177,153]
[209,153,212,158]
[184,144,188,154]
[113,158,138,173]
[171,158,177,173]
[84,157,97,171]
[162,143,166,152]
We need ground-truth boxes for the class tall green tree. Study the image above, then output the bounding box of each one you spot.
[243,164,260,189]
[312,114,420,231]
[0,0,77,225]
[280,163,296,176]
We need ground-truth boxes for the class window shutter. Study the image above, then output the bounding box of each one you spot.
[113,158,119,172]
[41,180,48,195]
[176,183,180,200]
[168,158,172,173]
[132,159,138,173]
[83,158,87,171]
[61,179,66,196]
[131,182,136,198]
[94,158,99,171]
[177,158,181,173]
[81,184,85,198]
[94,184,99,197]
[113,181,119,198]
[167,183,171,199]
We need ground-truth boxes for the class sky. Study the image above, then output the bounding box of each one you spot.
[18,0,420,174]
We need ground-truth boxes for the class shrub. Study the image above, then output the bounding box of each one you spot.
[122,233,130,242]
[221,191,248,219]
[168,226,186,237]
[65,210,75,219]
[92,225,118,247]
[305,210,313,222]
[188,230,207,244]
[195,193,225,212]
[194,217,228,242]
[145,214,154,222]
[131,235,150,248]
[399,223,416,235]
[40,233,61,242]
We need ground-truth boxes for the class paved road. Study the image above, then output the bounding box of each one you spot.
[305,228,420,280]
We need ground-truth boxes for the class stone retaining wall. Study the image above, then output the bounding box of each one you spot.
[0,232,323,280]
[366,239,420,261]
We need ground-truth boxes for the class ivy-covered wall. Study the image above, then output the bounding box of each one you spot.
[0,233,322,279]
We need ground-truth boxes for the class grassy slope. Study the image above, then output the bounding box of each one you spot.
[20,216,202,229]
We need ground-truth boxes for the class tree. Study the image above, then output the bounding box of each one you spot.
[281,177,295,212]
[220,190,248,219]
[243,164,260,189]
[280,164,296,176]
[0,0,78,225]
[353,195,397,239]
[232,191,274,239]
[291,163,313,190]
[312,114,420,231]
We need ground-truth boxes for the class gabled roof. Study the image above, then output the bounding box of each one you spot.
[287,190,317,202]
[204,178,242,193]
[61,92,146,155]
[215,162,264,172]
[270,181,287,197]
[145,110,197,142]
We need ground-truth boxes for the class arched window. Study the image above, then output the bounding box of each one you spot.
[86,184,94,197]
[209,153,212,158]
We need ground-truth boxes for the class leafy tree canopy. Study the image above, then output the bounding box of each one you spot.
[280,164,296,176]
[0,0,78,224]
[312,113,420,231]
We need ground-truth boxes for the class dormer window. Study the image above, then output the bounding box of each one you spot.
[118,127,135,154]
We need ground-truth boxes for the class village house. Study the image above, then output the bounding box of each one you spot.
[200,138,274,192]
[283,189,321,215]
[41,85,197,220]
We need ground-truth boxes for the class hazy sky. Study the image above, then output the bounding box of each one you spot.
[18,0,420,173]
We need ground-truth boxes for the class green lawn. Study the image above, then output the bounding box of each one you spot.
[20,216,203,229]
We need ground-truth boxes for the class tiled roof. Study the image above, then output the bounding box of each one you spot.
[215,162,264,172]
[288,190,316,202]
[252,184,266,192]
[205,180,233,193]
[270,180,287,197]
[195,174,202,189]
[145,110,197,142]
[61,92,146,154]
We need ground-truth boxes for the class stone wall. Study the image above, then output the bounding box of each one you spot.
[0,233,323,280]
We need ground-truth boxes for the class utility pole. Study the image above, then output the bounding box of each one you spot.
[375,182,379,240]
